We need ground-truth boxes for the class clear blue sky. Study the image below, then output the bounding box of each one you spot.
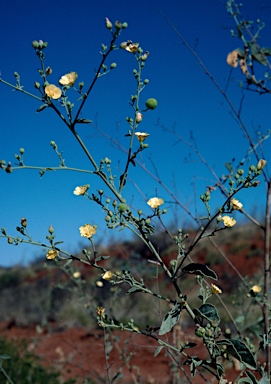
[1,0,271,266]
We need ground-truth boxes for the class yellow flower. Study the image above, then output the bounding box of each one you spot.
[135,112,143,123]
[251,285,261,293]
[102,271,114,281]
[257,159,267,170]
[73,184,89,196]
[96,307,105,317]
[125,42,139,53]
[59,71,78,86]
[45,84,62,99]
[73,271,81,279]
[211,284,222,295]
[147,197,164,209]
[79,224,97,238]
[226,50,239,68]
[96,281,104,287]
[221,216,236,227]
[135,132,149,142]
[230,198,243,210]
[46,249,58,260]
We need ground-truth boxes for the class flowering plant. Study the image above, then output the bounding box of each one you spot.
[0,5,270,383]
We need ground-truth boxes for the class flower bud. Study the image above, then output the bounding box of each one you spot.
[122,22,128,28]
[141,51,150,61]
[46,67,53,75]
[8,237,13,244]
[118,203,129,213]
[34,82,40,89]
[48,225,54,234]
[19,148,25,154]
[110,62,117,69]
[50,141,57,149]
[115,21,122,29]
[136,112,143,123]
[21,218,27,227]
[257,159,267,170]
[105,17,112,29]
[144,79,149,84]
[32,40,39,48]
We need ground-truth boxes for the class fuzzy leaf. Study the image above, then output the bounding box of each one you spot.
[261,47,271,56]
[127,287,142,294]
[245,371,258,384]
[194,303,220,325]
[154,345,164,357]
[230,339,257,369]
[76,118,92,124]
[36,104,48,113]
[217,339,256,370]
[159,302,182,335]
[182,263,217,280]
[252,53,268,66]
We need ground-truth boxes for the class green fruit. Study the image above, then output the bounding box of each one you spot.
[145,98,158,110]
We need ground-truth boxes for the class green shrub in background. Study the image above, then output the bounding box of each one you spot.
[0,336,76,384]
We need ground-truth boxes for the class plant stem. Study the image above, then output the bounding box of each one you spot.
[263,180,271,376]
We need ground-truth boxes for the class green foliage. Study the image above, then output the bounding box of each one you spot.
[0,337,74,384]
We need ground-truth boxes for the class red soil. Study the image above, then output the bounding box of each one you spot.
[0,321,243,384]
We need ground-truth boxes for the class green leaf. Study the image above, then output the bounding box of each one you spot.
[182,263,217,280]
[63,259,73,268]
[194,303,220,325]
[75,118,92,124]
[181,342,197,351]
[252,53,268,66]
[127,287,142,294]
[159,302,182,335]
[217,339,256,370]
[154,345,164,357]
[261,47,271,56]
[36,104,48,113]
[245,371,258,384]
[0,354,11,360]
[230,339,257,369]
[54,241,64,245]
[235,379,252,384]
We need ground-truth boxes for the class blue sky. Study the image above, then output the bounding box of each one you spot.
[1,0,271,266]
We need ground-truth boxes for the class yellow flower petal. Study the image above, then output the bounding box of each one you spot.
[226,50,239,68]
[135,132,149,142]
[44,84,62,99]
[257,159,267,170]
[46,249,58,260]
[221,216,236,227]
[73,185,89,196]
[230,198,243,210]
[251,285,261,293]
[147,197,164,208]
[79,224,97,238]
[102,271,114,281]
[125,42,139,53]
[211,284,222,294]
[59,71,78,86]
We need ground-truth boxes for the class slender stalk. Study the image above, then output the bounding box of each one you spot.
[263,181,271,375]
[0,78,43,101]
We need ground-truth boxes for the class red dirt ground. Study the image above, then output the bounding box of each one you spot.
[0,321,243,384]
